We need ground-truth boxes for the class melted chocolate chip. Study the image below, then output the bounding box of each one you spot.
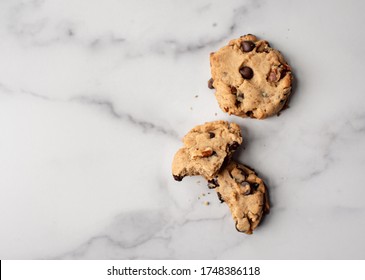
[246,111,254,118]
[230,86,237,94]
[252,183,260,190]
[173,175,183,181]
[209,132,215,138]
[239,66,253,79]
[208,78,214,89]
[240,40,255,52]
[217,192,224,203]
[207,178,219,189]
[280,69,288,80]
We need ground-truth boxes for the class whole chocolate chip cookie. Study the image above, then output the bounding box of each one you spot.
[209,34,293,119]
[211,161,270,234]
[172,121,242,181]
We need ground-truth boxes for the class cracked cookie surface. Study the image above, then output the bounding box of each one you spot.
[209,161,270,234]
[209,34,293,119]
[172,121,242,181]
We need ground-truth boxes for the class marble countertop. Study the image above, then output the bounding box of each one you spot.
[1,0,365,259]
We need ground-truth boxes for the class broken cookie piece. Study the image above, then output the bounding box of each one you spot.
[213,161,270,234]
[172,121,242,181]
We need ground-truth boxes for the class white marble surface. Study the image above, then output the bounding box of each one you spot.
[1,0,365,259]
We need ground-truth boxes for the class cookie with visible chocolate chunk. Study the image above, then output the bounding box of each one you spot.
[210,161,270,234]
[209,34,293,119]
[172,121,242,181]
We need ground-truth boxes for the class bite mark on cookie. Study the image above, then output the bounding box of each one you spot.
[172,121,242,180]
[214,161,270,234]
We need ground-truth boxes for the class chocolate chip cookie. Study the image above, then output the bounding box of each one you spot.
[209,34,293,119]
[209,161,270,234]
[172,121,242,181]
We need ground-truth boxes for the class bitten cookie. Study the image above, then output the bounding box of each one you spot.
[208,161,270,234]
[172,121,242,181]
[209,34,293,119]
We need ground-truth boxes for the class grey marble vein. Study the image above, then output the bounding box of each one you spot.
[5,0,261,57]
[72,96,179,139]
[0,82,14,94]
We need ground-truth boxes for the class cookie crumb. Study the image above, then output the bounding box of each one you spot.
[204,201,210,206]
[214,113,218,116]
[195,95,199,98]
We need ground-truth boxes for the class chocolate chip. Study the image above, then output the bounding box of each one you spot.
[252,183,260,190]
[246,111,254,118]
[240,40,255,52]
[239,66,253,79]
[207,178,219,189]
[228,141,240,151]
[173,175,183,181]
[217,192,224,203]
[280,69,288,80]
[230,86,237,94]
[208,78,214,89]
[209,132,215,138]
